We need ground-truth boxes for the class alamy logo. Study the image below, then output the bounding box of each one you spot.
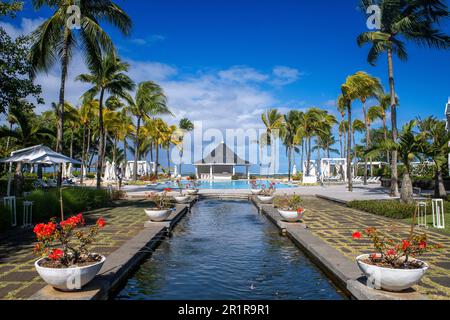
[66,4,81,30]
[366,5,381,30]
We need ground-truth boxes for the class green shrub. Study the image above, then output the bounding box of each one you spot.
[231,175,240,181]
[86,173,96,179]
[292,173,303,181]
[348,200,416,219]
[27,187,110,221]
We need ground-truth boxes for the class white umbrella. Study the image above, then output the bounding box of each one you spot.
[0,145,81,196]
[292,165,297,176]
[125,162,131,180]
[173,165,178,177]
[104,161,111,181]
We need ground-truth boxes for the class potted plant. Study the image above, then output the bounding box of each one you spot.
[274,195,306,222]
[257,182,276,203]
[33,214,107,291]
[352,227,442,292]
[173,179,190,203]
[250,180,262,195]
[145,188,175,222]
[186,180,200,195]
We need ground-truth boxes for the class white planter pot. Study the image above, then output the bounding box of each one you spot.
[278,210,305,222]
[35,255,106,291]
[186,189,199,195]
[251,189,262,195]
[257,196,274,203]
[356,254,429,292]
[174,196,190,203]
[145,209,172,222]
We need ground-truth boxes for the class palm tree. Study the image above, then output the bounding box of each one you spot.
[129,81,171,180]
[374,93,393,164]
[261,109,284,175]
[29,0,132,185]
[178,118,194,176]
[352,119,366,176]
[351,72,383,185]
[77,53,135,189]
[115,108,135,169]
[64,103,80,159]
[418,117,450,199]
[337,96,347,157]
[282,111,301,181]
[368,121,425,203]
[79,99,97,184]
[357,0,449,196]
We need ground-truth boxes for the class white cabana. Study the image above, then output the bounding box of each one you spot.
[302,160,317,183]
[320,158,347,182]
[124,161,155,180]
[0,145,81,196]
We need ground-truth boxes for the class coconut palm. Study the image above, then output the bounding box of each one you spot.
[76,53,135,189]
[129,81,171,180]
[79,99,98,184]
[282,110,301,181]
[337,96,347,157]
[351,72,383,184]
[374,93,394,164]
[178,118,194,176]
[261,109,284,175]
[115,108,135,169]
[418,117,450,199]
[29,0,132,185]
[358,0,449,196]
[368,121,425,203]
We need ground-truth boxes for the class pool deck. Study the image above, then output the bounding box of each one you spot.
[1,187,449,300]
[252,196,450,300]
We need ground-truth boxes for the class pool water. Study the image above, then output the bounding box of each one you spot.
[115,200,344,300]
[151,180,294,190]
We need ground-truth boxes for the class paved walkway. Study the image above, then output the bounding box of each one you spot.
[0,201,149,300]
[124,184,396,202]
[301,197,450,300]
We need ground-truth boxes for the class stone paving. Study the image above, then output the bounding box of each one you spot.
[301,197,450,300]
[0,201,149,300]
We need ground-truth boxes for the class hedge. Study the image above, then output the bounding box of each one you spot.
[348,200,416,219]
[0,187,110,231]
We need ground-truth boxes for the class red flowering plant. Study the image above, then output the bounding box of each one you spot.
[250,180,261,190]
[352,227,442,269]
[33,214,106,268]
[260,182,276,197]
[274,194,304,213]
[145,188,175,210]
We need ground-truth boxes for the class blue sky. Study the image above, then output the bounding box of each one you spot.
[1,0,449,173]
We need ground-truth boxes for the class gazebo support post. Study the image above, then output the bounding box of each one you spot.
[210,166,213,181]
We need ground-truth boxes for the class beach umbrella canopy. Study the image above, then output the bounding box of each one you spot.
[0,145,82,165]
[0,145,81,196]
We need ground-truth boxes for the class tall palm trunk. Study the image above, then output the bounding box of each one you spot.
[306,137,312,176]
[56,30,69,187]
[287,146,292,182]
[382,116,390,164]
[167,147,171,175]
[400,170,414,204]
[86,127,91,173]
[435,168,447,199]
[133,117,141,181]
[339,131,343,157]
[363,103,369,185]
[155,143,160,175]
[388,49,399,197]
[300,139,305,173]
[70,130,74,159]
[347,103,353,192]
[81,124,87,185]
[96,89,105,189]
[123,137,128,167]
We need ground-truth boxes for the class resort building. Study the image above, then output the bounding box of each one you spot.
[195,142,252,180]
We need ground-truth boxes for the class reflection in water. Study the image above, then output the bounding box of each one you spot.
[115,200,344,300]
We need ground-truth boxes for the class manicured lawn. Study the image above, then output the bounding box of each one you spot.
[403,211,450,234]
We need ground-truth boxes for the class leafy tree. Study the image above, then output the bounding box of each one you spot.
[358,0,450,197]
[368,121,425,203]
[77,53,134,189]
[418,117,450,199]
[0,28,42,114]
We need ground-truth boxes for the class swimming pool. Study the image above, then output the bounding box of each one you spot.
[115,200,343,300]
[149,180,295,190]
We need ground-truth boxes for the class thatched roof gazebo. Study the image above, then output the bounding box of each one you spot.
[194,142,251,180]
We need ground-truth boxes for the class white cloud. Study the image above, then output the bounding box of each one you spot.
[129,34,166,46]
[271,66,302,86]
[0,17,45,39]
